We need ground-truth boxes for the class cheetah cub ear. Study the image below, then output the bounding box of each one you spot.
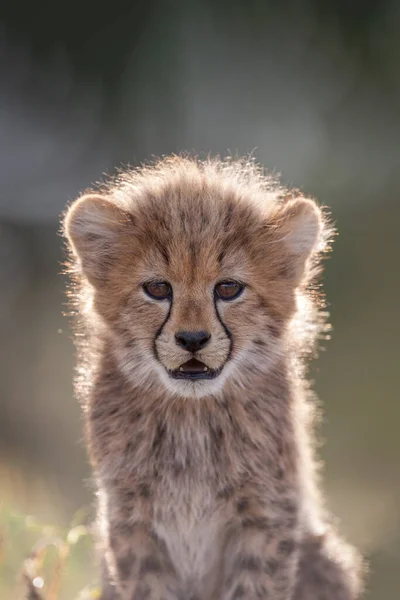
[275,197,324,283]
[64,194,130,285]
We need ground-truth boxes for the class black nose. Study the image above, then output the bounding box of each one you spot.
[175,330,211,353]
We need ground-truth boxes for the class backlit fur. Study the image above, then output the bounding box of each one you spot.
[63,156,363,600]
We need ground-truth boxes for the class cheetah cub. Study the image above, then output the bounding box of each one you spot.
[64,157,363,600]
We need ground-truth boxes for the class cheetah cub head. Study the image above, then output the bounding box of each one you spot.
[64,159,326,399]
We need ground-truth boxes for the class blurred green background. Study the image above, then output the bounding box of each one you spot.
[0,1,399,598]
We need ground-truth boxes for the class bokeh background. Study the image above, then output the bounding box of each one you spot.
[0,1,399,598]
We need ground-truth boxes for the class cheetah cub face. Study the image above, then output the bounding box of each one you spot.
[65,174,322,399]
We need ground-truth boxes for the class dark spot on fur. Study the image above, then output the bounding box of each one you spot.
[140,555,163,575]
[225,571,235,590]
[125,441,135,454]
[254,338,266,347]
[237,498,249,513]
[130,410,142,422]
[276,262,295,279]
[85,232,102,243]
[149,529,160,544]
[256,296,283,324]
[278,539,295,556]
[151,211,167,230]
[236,554,262,572]
[270,497,297,517]
[117,551,136,579]
[265,558,278,576]
[152,422,166,451]
[218,248,226,264]
[244,401,260,421]
[173,463,184,477]
[223,202,235,231]
[231,584,245,599]
[91,407,105,420]
[242,516,270,530]
[211,424,224,447]
[217,485,235,499]
[189,240,197,264]
[157,243,170,265]
[267,322,281,338]
[197,197,211,228]
[209,424,225,465]
[109,535,119,551]
[139,484,152,498]
[281,498,297,514]
[127,212,136,227]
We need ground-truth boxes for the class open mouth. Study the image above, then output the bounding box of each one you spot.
[169,358,221,380]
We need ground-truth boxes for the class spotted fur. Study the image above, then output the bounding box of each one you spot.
[63,156,363,600]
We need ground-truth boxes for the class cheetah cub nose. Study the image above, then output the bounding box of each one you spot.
[175,330,211,353]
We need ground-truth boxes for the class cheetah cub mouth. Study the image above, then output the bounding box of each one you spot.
[169,358,222,380]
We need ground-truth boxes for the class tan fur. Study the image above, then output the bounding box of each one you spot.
[63,156,363,600]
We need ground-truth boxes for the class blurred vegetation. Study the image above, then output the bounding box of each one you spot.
[0,503,97,600]
[1,1,399,598]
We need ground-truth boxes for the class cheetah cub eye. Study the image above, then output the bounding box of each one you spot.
[143,281,172,300]
[214,280,244,301]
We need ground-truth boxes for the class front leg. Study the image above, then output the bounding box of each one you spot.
[220,498,300,600]
[104,521,181,600]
